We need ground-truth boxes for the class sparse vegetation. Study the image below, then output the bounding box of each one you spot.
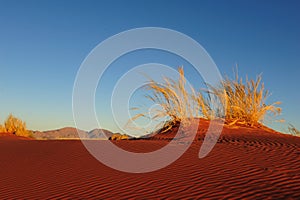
[109,133,129,140]
[0,124,6,132]
[129,67,282,132]
[130,67,198,133]
[0,114,32,137]
[208,73,282,127]
[288,124,300,136]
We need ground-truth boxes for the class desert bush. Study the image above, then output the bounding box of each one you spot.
[130,67,199,133]
[130,67,282,132]
[208,73,282,127]
[109,133,129,140]
[288,124,300,136]
[192,88,217,120]
[1,114,32,137]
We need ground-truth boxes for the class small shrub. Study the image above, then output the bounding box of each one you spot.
[109,133,129,140]
[129,67,282,132]
[1,114,32,137]
[208,73,282,127]
[130,67,198,133]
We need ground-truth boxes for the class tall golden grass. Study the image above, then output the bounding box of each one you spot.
[0,114,32,137]
[208,73,282,127]
[130,67,198,133]
[130,67,282,132]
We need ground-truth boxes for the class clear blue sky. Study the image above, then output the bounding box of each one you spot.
[0,0,299,133]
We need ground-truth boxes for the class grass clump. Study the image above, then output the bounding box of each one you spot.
[109,133,129,140]
[129,67,282,133]
[131,67,198,133]
[0,114,32,137]
[208,73,282,127]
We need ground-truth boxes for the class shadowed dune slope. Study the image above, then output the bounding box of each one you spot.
[0,122,300,199]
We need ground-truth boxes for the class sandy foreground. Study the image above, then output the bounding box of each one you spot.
[0,125,300,199]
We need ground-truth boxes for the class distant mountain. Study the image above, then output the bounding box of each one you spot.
[32,127,114,140]
[88,129,114,139]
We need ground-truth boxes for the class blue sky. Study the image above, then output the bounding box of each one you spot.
[0,0,299,133]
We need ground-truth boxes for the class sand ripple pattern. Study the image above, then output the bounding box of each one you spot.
[0,131,299,199]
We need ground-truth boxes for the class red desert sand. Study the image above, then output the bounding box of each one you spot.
[0,120,300,199]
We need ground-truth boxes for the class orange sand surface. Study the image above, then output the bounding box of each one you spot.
[0,124,300,199]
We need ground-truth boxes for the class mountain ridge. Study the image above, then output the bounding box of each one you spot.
[32,127,114,140]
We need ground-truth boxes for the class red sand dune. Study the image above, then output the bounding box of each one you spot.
[0,121,300,199]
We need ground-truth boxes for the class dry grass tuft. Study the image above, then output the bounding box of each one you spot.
[109,133,130,140]
[0,114,32,137]
[208,73,282,127]
[129,67,198,133]
[129,67,282,133]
